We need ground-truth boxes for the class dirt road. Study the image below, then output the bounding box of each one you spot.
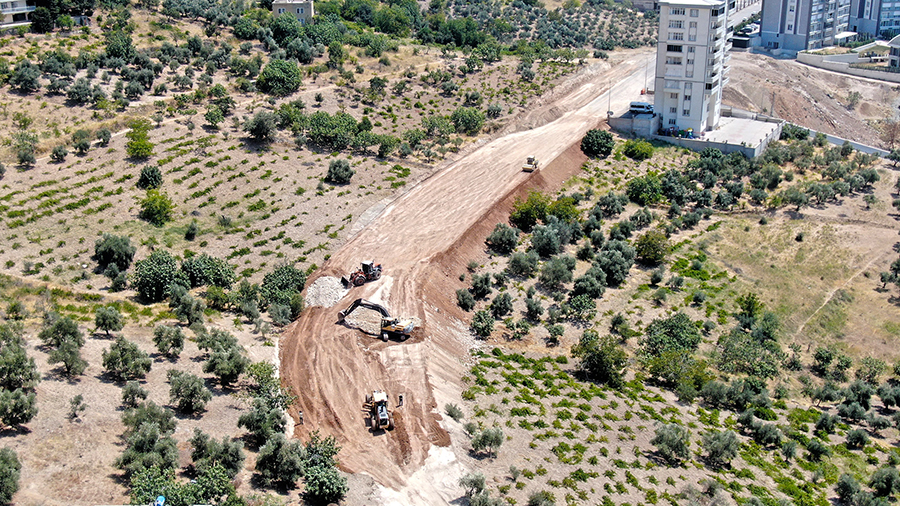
[280,48,655,502]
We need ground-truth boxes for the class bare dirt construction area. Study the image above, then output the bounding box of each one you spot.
[281,48,655,503]
[724,51,900,148]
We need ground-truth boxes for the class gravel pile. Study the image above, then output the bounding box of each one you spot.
[304,276,348,308]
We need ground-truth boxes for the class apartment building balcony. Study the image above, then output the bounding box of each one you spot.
[1,5,34,14]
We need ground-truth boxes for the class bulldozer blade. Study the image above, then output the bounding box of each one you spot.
[340,276,350,287]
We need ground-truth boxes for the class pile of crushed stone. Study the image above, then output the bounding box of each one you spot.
[304,276,347,308]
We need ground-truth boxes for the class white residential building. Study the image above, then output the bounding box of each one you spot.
[272,0,314,24]
[654,0,731,133]
[0,0,34,25]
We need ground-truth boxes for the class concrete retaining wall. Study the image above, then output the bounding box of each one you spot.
[797,51,900,83]
[608,114,657,138]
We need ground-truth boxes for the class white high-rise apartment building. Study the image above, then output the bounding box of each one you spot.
[654,0,731,133]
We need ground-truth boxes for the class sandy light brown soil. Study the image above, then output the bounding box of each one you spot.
[724,51,900,148]
[280,47,656,503]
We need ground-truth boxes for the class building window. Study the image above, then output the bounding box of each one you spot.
[690,21,698,28]
[665,80,678,88]
[787,23,793,30]
[684,95,692,101]
[684,82,692,90]
[669,119,677,125]
[690,8,699,16]
[277,7,285,13]
[687,58,694,64]
[296,7,304,13]
[686,71,694,77]
[670,32,684,40]
[670,92,679,99]
[670,107,678,113]
[667,44,683,52]
[671,7,686,15]
[683,109,691,115]
[666,57,683,64]
[689,34,697,41]
[669,20,684,28]
[687,46,695,53]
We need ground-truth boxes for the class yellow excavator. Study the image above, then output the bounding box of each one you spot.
[338,298,415,341]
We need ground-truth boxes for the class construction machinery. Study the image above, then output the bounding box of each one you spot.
[522,155,539,172]
[365,390,395,431]
[338,298,415,341]
[341,261,383,287]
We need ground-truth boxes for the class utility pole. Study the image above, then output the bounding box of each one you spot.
[607,78,613,118]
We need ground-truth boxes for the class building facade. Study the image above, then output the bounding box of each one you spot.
[889,33,900,65]
[759,0,851,51]
[848,0,900,38]
[0,0,34,25]
[272,0,314,24]
[654,0,731,133]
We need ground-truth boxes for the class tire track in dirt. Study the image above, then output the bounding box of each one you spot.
[280,49,655,499]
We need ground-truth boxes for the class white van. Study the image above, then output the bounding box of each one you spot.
[630,102,654,114]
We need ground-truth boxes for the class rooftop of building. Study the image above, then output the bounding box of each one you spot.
[271,0,313,4]
[658,0,727,8]
[890,34,900,47]
[703,116,780,147]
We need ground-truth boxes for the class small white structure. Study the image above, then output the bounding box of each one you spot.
[272,0,314,24]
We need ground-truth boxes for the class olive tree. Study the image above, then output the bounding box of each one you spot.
[92,234,136,273]
[102,337,152,381]
[167,370,212,414]
[94,306,124,336]
[243,111,279,143]
[325,159,354,184]
[0,448,20,504]
[651,423,690,465]
[571,330,626,388]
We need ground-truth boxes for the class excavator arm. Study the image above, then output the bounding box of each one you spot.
[338,298,392,321]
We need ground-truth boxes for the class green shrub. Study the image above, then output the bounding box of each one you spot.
[581,129,614,158]
[622,139,654,161]
[325,159,354,184]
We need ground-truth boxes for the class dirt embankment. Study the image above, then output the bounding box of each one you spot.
[280,49,654,501]
[724,52,900,147]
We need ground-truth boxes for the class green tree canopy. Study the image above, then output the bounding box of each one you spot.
[580,129,614,158]
[572,330,627,388]
[257,59,302,96]
[132,250,180,303]
[640,312,701,359]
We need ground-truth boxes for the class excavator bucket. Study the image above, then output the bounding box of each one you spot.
[340,275,351,287]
